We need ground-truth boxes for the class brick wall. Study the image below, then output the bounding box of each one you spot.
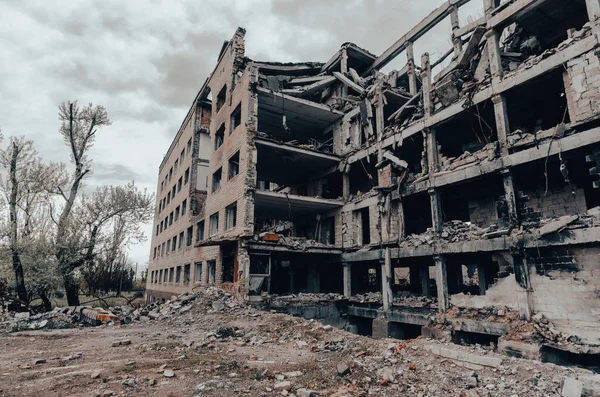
[521,185,587,219]
[564,48,600,122]
[528,246,600,325]
[468,196,498,228]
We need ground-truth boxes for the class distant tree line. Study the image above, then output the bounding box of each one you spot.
[0,101,153,310]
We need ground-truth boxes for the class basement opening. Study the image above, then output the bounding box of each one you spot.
[388,322,422,340]
[346,315,373,336]
[541,346,600,372]
[453,330,500,348]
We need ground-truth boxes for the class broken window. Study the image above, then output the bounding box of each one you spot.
[156,225,159,236]
[181,199,187,216]
[216,85,227,112]
[187,226,193,246]
[230,103,242,134]
[160,181,164,192]
[167,191,171,204]
[166,239,171,253]
[187,138,192,155]
[207,260,216,284]
[197,163,210,191]
[209,213,219,236]
[214,124,225,150]
[161,242,165,256]
[212,168,222,192]
[178,177,182,192]
[159,269,163,283]
[180,149,185,164]
[164,216,169,229]
[160,220,163,233]
[179,231,184,249]
[228,151,239,180]
[184,167,190,184]
[197,220,205,242]
[169,167,173,181]
[194,262,202,283]
[222,246,235,283]
[225,202,237,230]
[169,268,174,283]
[169,212,174,226]
[172,185,176,199]
[360,207,371,245]
[175,206,180,221]
[153,247,157,259]
[174,159,179,173]
[184,264,190,284]
[176,266,181,283]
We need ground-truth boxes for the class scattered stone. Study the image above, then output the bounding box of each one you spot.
[296,389,318,397]
[163,369,175,378]
[274,381,292,391]
[91,370,102,379]
[212,301,225,311]
[337,363,350,377]
[32,359,46,365]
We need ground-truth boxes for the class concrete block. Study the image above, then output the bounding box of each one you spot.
[562,377,583,397]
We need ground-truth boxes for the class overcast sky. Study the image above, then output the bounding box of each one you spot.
[0,0,484,272]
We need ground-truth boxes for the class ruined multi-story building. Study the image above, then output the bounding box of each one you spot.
[147,0,600,362]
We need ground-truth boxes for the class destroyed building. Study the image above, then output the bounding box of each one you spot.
[147,0,600,365]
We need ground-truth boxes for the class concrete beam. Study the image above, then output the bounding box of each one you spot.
[368,0,473,73]
[333,72,365,94]
[255,138,341,162]
[487,0,552,29]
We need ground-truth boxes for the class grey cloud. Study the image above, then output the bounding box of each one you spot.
[90,162,147,185]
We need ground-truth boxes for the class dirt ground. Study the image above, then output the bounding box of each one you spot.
[0,293,592,397]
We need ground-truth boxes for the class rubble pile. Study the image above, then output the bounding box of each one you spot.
[437,142,499,173]
[400,220,487,248]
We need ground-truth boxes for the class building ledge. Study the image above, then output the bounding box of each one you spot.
[254,190,343,220]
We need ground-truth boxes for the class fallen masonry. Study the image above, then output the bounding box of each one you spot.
[138,0,600,379]
[3,288,600,396]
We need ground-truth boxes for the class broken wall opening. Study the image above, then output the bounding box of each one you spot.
[435,100,498,159]
[403,192,432,235]
[440,175,504,227]
[352,261,381,294]
[505,70,570,140]
[349,156,378,195]
[392,133,425,179]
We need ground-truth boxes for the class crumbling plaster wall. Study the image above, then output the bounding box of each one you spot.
[564,49,600,123]
[528,246,600,325]
[450,274,525,310]
[468,196,498,228]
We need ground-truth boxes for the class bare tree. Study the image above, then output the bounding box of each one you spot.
[0,136,66,307]
[54,101,111,306]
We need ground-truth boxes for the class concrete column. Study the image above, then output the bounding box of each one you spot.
[477,263,488,295]
[421,53,433,117]
[382,248,393,312]
[429,188,444,234]
[342,171,350,200]
[486,29,504,83]
[511,251,532,320]
[426,127,440,173]
[341,48,349,98]
[375,85,385,143]
[492,94,510,156]
[420,265,431,296]
[501,169,519,227]
[586,0,600,21]
[450,6,463,56]
[372,316,390,339]
[343,262,352,297]
[409,264,420,291]
[434,255,449,313]
[407,42,418,95]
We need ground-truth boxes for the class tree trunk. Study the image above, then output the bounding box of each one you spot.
[9,142,27,302]
[40,290,52,312]
[63,273,80,306]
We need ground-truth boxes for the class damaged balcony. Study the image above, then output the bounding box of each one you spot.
[255,87,343,153]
